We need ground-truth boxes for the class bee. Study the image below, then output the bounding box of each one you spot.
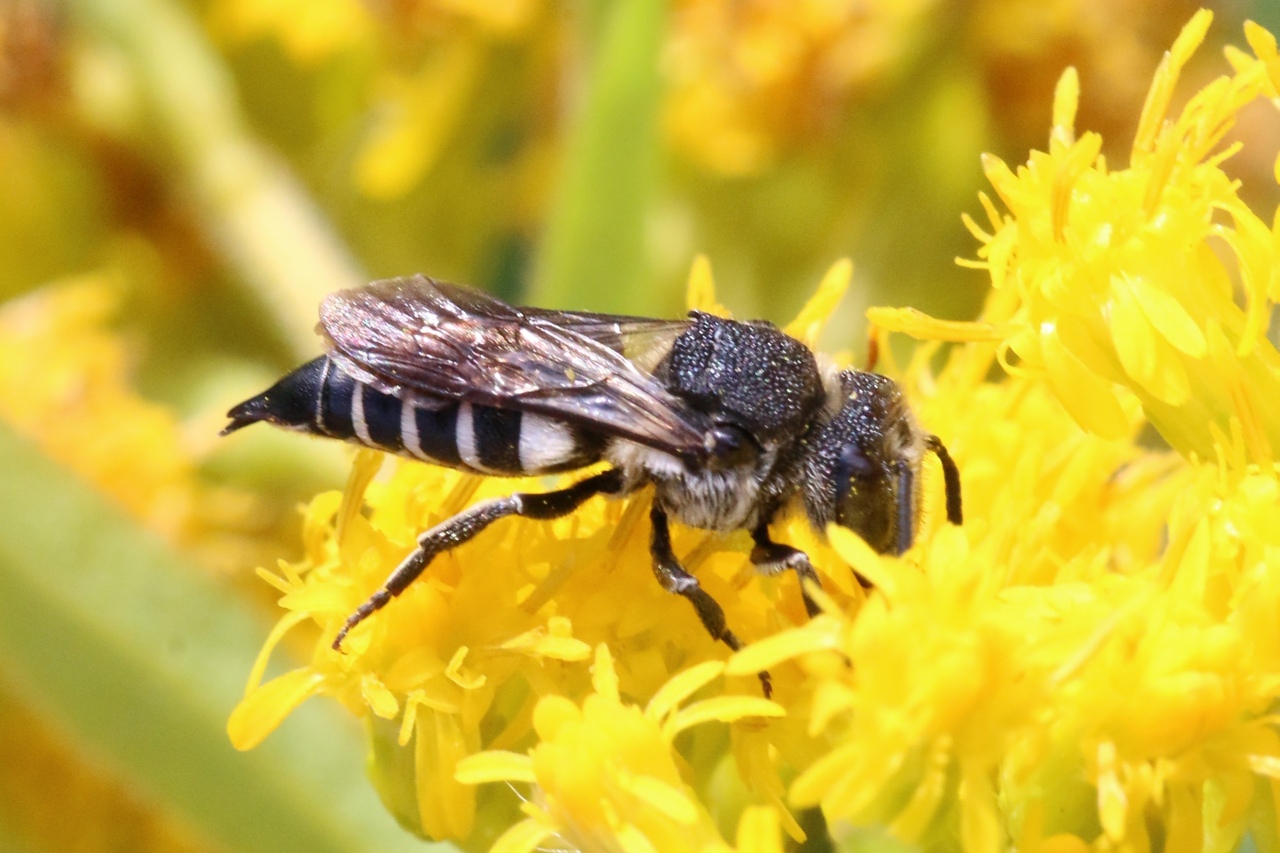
[224,276,962,694]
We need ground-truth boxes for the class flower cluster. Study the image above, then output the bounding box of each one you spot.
[232,12,1280,852]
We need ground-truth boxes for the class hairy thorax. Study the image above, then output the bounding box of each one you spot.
[607,440,780,532]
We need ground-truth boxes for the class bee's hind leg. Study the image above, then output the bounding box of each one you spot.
[333,468,625,650]
[649,504,772,698]
[749,522,822,619]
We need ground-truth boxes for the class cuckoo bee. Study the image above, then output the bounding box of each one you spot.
[224,276,963,694]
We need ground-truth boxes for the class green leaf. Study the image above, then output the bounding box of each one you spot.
[531,0,667,314]
[0,424,452,853]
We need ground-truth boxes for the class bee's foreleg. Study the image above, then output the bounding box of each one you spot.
[649,504,772,698]
[332,468,625,650]
[749,523,822,618]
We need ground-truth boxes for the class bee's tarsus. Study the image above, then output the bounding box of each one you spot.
[651,504,773,695]
[750,522,822,618]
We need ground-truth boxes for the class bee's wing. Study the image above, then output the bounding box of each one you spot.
[319,276,709,458]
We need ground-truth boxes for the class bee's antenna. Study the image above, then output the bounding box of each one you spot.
[926,435,963,525]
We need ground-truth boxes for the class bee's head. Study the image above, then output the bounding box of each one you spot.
[803,371,962,554]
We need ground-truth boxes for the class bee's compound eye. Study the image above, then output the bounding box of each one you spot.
[832,442,895,553]
[838,443,877,479]
[706,423,758,468]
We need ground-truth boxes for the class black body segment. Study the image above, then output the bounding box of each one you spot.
[222,355,328,434]
[660,312,826,445]
[319,358,357,439]
[405,402,463,468]
[222,356,601,476]
[360,382,404,451]
[469,405,524,472]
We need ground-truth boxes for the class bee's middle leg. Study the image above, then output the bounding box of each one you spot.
[333,468,625,650]
[649,504,771,697]
[749,522,822,618]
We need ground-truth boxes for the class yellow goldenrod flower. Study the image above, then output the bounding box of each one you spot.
[664,0,943,176]
[456,645,783,853]
[233,11,1280,851]
[758,10,1280,850]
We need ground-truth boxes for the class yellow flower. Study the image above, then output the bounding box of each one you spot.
[753,10,1280,850]
[233,12,1280,851]
[664,0,943,176]
[456,645,783,853]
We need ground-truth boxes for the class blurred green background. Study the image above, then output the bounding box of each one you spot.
[1,0,1277,850]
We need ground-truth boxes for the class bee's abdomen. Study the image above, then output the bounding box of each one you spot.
[224,357,602,476]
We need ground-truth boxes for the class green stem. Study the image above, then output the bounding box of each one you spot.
[64,0,364,357]
[531,0,667,314]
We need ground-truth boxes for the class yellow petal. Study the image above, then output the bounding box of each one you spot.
[1127,277,1206,358]
[490,817,554,853]
[645,660,725,722]
[455,750,536,785]
[726,623,839,676]
[445,646,486,690]
[784,259,851,346]
[866,306,999,343]
[500,625,593,661]
[735,806,784,853]
[826,525,896,596]
[665,696,783,739]
[1247,754,1280,778]
[415,709,475,839]
[1041,326,1131,439]
[685,254,730,317]
[592,643,620,701]
[361,673,400,719]
[227,668,326,750]
[959,762,1001,853]
[337,448,382,541]
[1051,67,1080,143]
[244,609,311,694]
[616,773,698,825]
[1096,742,1128,841]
